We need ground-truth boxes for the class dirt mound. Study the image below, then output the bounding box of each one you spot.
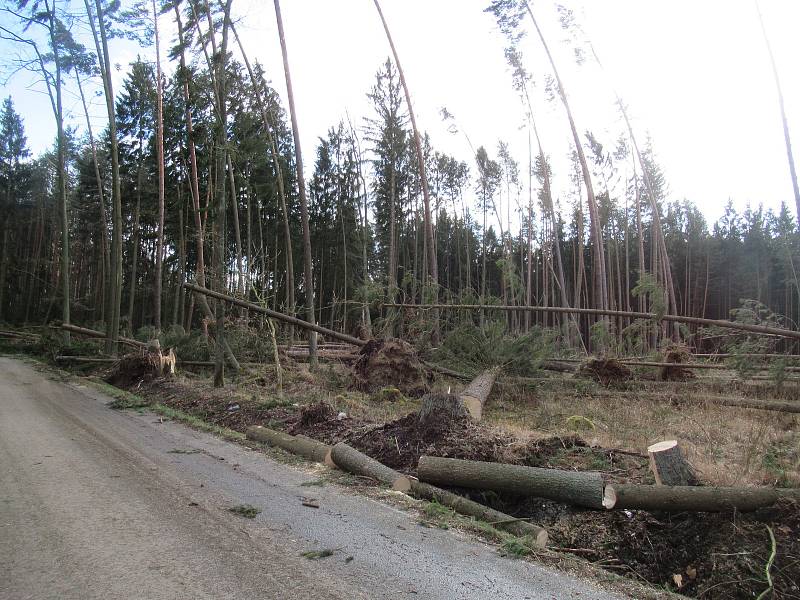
[106,349,175,388]
[578,358,632,385]
[297,400,335,427]
[660,344,696,381]
[351,338,432,397]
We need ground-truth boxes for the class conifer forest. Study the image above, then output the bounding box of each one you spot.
[1,1,799,599]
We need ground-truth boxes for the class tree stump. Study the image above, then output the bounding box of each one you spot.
[647,440,698,486]
[417,392,469,428]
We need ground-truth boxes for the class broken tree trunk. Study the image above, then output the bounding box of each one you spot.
[183,283,365,347]
[385,303,800,342]
[417,456,614,510]
[605,483,800,512]
[410,481,548,547]
[330,442,412,492]
[246,425,334,466]
[61,323,145,349]
[106,347,177,387]
[647,440,698,486]
[459,367,498,420]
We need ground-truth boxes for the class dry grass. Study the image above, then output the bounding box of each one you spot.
[484,377,800,488]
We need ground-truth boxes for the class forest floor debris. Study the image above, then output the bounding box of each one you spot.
[17,337,799,600]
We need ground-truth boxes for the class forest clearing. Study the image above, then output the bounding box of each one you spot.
[1,0,799,598]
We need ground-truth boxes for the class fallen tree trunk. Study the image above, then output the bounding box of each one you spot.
[647,440,697,486]
[606,483,800,512]
[385,303,800,341]
[459,368,498,420]
[246,425,333,466]
[183,283,365,347]
[577,389,800,414]
[410,481,548,547]
[61,324,145,349]
[417,456,614,510]
[330,442,411,492]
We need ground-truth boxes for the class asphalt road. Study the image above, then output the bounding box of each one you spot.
[0,356,623,599]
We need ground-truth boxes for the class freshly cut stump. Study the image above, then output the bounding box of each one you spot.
[330,442,412,492]
[246,426,334,466]
[647,440,697,486]
[417,456,613,510]
[605,484,800,512]
[410,481,548,548]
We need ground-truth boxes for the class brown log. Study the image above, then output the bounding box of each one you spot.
[330,442,411,492]
[410,481,548,548]
[647,440,697,486]
[417,456,614,510]
[246,426,334,466]
[183,283,366,347]
[605,483,800,512]
[60,324,146,349]
[459,367,498,420]
[384,303,800,341]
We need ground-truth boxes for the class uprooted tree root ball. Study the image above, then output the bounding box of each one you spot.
[578,357,632,385]
[105,347,176,388]
[660,344,696,381]
[351,338,433,397]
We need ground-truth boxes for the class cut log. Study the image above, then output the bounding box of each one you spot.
[459,367,498,420]
[605,484,800,512]
[417,456,614,510]
[330,442,411,492]
[410,481,548,548]
[647,440,697,486]
[246,426,334,466]
[417,392,469,428]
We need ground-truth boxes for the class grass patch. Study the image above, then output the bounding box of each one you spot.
[299,479,326,487]
[500,536,534,558]
[229,504,261,518]
[301,549,335,560]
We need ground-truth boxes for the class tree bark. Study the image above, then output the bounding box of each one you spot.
[373,0,439,344]
[330,442,411,492]
[647,440,697,486]
[459,367,498,420]
[386,303,800,341]
[417,456,613,509]
[410,481,548,547]
[756,1,800,225]
[273,0,317,364]
[246,426,333,465]
[606,483,800,512]
[152,0,165,332]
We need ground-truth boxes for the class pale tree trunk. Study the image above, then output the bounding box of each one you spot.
[373,0,439,343]
[273,0,318,364]
[525,2,608,313]
[86,0,121,353]
[226,154,245,295]
[75,71,110,326]
[231,23,296,336]
[152,0,165,332]
[756,1,800,224]
[212,0,233,388]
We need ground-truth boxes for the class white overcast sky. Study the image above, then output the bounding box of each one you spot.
[3,0,798,225]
